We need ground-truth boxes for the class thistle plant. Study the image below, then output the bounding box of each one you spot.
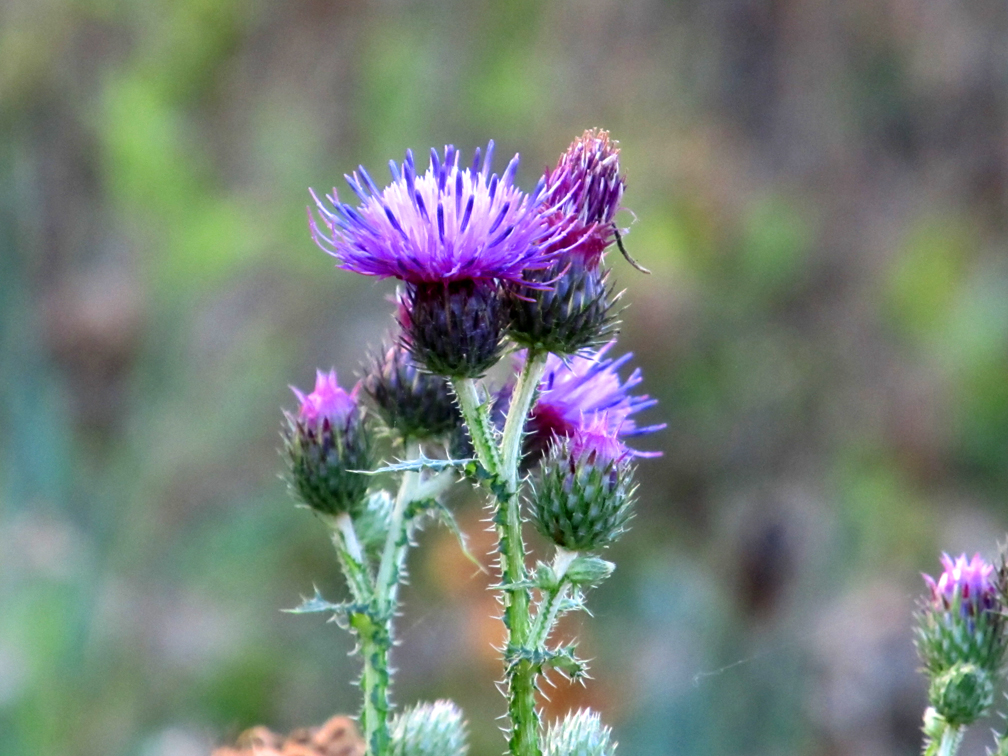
[914,550,1008,756]
[283,130,663,756]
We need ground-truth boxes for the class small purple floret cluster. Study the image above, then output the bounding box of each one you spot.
[292,369,360,427]
[925,553,999,614]
[521,345,665,461]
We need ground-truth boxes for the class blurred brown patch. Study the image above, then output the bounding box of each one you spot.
[212,716,364,756]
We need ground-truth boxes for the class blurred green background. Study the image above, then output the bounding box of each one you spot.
[3,1,1008,754]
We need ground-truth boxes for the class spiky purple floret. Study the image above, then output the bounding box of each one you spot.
[520,342,665,458]
[291,369,360,427]
[538,129,625,268]
[569,413,631,466]
[925,553,999,615]
[310,143,564,284]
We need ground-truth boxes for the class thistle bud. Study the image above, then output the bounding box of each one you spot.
[282,370,372,518]
[916,553,1008,675]
[362,340,460,440]
[916,552,1008,725]
[543,709,616,756]
[506,130,625,355]
[531,416,636,552]
[506,257,619,355]
[389,700,468,756]
[398,280,505,379]
[928,662,994,727]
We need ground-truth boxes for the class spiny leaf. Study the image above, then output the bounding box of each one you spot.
[354,454,475,476]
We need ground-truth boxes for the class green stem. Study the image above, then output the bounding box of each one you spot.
[500,351,548,488]
[453,378,502,475]
[358,619,391,756]
[329,513,372,603]
[529,548,577,649]
[500,352,548,756]
[376,442,421,616]
[922,710,963,756]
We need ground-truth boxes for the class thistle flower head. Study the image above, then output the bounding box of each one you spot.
[519,343,664,463]
[532,415,636,551]
[282,369,372,518]
[543,709,616,756]
[292,369,360,427]
[916,550,1008,707]
[924,553,999,615]
[362,339,460,440]
[540,129,625,268]
[388,700,468,756]
[310,142,559,285]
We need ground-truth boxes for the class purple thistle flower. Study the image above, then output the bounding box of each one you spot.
[309,143,562,285]
[291,369,361,428]
[568,412,632,466]
[518,342,665,462]
[924,553,999,615]
[538,129,625,269]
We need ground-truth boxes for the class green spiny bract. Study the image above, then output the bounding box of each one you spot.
[505,259,619,356]
[543,709,616,756]
[928,662,994,726]
[362,341,461,440]
[282,403,373,519]
[389,700,468,756]
[531,433,636,552]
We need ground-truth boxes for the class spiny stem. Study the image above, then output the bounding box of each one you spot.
[376,442,421,615]
[499,351,548,756]
[330,513,372,603]
[453,378,502,475]
[358,620,391,756]
[529,547,577,648]
[500,350,548,489]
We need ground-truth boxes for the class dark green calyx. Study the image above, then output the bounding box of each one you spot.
[282,409,372,518]
[929,662,994,726]
[506,259,619,356]
[531,435,636,551]
[915,587,1008,677]
[362,341,461,439]
[400,279,505,379]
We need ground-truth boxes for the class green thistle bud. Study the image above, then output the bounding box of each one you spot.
[362,340,461,440]
[389,700,468,756]
[282,370,373,518]
[531,418,636,552]
[564,554,616,587]
[543,709,616,756]
[928,662,994,727]
[506,259,619,356]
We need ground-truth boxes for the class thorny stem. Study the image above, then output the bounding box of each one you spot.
[529,547,577,649]
[922,711,963,756]
[499,351,549,756]
[337,445,456,756]
[453,378,502,476]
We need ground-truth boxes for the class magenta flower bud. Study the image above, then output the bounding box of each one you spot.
[282,370,373,518]
[916,550,1007,709]
[505,131,626,354]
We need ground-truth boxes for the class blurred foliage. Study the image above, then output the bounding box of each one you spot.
[3,0,1008,755]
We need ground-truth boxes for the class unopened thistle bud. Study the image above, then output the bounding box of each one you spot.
[399,280,505,378]
[543,709,616,756]
[916,552,1008,725]
[362,340,460,440]
[531,416,636,552]
[389,700,468,756]
[507,130,625,355]
[282,370,373,518]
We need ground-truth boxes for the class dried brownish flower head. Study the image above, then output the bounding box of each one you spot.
[212,716,365,756]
